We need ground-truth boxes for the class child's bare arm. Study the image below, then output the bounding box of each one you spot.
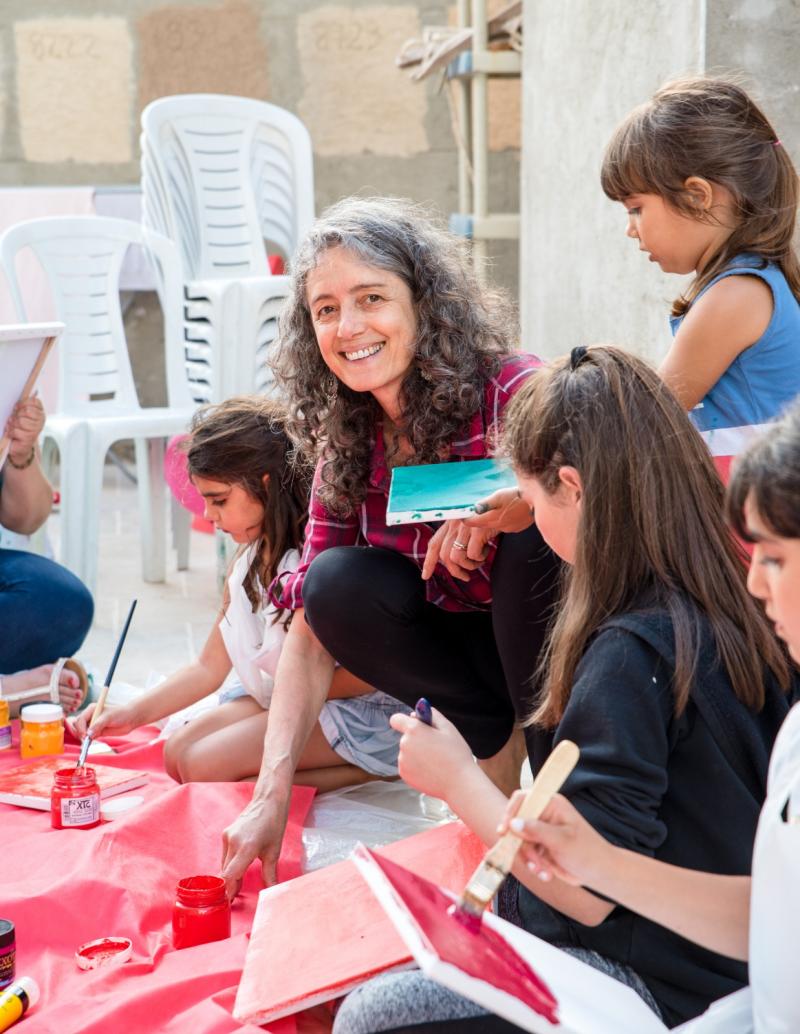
[70,615,232,738]
[501,793,751,960]
[659,275,773,410]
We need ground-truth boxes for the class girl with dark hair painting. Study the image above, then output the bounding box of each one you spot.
[72,396,403,791]
[219,197,560,895]
[335,347,795,1032]
[602,75,800,478]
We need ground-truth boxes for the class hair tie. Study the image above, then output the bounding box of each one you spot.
[773,139,782,148]
[570,346,589,370]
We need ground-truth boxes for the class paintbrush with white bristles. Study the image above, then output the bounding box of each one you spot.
[456,739,580,921]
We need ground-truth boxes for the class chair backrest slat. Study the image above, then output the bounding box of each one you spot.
[0,216,191,416]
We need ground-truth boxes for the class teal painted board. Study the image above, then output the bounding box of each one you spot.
[387,458,517,525]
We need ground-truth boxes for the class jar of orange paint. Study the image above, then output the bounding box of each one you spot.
[50,767,100,830]
[172,876,231,949]
[19,703,64,758]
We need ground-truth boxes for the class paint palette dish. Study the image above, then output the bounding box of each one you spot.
[352,844,674,1034]
[0,756,148,811]
[386,458,517,525]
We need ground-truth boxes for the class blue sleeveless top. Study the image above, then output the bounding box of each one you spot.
[670,255,800,461]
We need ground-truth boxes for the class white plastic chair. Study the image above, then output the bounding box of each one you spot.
[140,94,311,401]
[0,216,196,593]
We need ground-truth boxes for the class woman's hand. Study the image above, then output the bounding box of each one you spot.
[390,705,474,801]
[463,487,534,535]
[5,397,45,464]
[220,795,290,898]
[68,700,140,740]
[498,792,616,888]
[421,519,495,582]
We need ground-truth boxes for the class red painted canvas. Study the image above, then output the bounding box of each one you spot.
[0,755,148,810]
[234,821,487,1026]
[357,846,558,1025]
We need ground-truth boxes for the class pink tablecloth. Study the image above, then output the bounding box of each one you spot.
[0,721,315,1033]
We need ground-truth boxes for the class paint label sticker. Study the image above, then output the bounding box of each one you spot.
[60,792,100,827]
[0,726,11,750]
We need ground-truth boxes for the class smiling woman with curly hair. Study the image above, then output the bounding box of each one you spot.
[273,196,517,514]
[219,197,560,895]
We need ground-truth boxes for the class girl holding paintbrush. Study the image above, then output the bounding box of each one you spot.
[72,396,403,791]
[334,347,796,1032]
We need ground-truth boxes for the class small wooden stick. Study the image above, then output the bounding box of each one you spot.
[0,335,57,460]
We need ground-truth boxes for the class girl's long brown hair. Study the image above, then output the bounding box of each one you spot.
[185,396,311,617]
[601,75,800,316]
[503,345,790,727]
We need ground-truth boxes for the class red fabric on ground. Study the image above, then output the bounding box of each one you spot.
[0,721,315,1033]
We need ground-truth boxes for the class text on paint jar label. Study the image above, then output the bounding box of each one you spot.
[60,794,100,826]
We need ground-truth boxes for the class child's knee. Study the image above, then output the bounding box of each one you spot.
[163,729,192,783]
[167,735,217,783]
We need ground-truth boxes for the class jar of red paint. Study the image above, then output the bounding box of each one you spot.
[172,876,230,950]
[50,767,101,830]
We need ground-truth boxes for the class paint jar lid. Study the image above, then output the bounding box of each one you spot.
[100,795,143,820]
[0,918,14,949]
[75,936,133,970]
[20,703,64,723]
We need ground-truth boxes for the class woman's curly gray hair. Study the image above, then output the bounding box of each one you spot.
[271,196,517,516]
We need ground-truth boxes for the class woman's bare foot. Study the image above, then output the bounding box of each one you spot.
[2,664,83,717]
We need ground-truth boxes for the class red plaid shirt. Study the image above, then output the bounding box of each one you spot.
[271,353,541,613]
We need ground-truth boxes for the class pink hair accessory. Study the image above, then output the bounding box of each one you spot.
[773,139,782,147]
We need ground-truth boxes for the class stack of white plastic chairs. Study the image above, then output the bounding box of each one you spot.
[140,94,315,403]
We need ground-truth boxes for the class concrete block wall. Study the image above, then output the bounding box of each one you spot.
[520,0,800,363]
[0,0,522,298]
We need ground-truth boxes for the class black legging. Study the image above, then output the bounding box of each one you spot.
[302,525,561,759]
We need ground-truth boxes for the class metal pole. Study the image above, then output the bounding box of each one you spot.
[471,0,488,275]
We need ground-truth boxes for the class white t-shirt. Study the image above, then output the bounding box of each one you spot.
[218,546,299,709]
[749,701,800,1034]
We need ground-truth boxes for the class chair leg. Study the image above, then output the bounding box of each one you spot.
[172,495,191,571]
[58,425,96,590]
[82,433,112,596]
[135,437,167,583]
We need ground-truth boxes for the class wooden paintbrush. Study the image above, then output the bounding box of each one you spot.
[456,739,580,921]
[77,599,137,769]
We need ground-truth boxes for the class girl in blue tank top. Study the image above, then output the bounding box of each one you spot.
[601,76,800,477]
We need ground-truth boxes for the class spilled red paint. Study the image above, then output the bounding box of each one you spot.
[369,849,559,1026]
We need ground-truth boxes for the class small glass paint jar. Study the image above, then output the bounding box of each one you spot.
[172,875,231,950]
[0,701,10,752]
[19,703,64,759]
[0,921,14,991]
[50,767,100,830]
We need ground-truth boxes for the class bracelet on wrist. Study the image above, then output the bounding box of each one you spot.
[7,447,36,470]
